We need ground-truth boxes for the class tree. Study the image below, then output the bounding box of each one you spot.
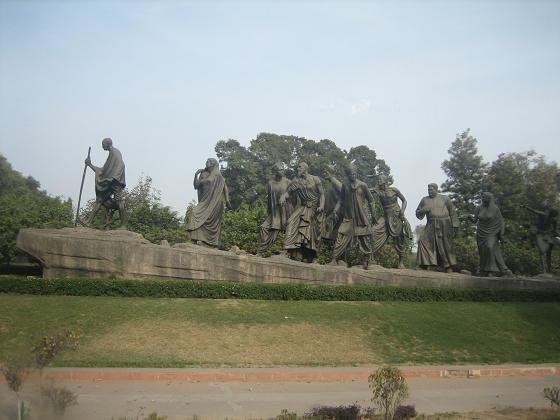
[347,145,391,188]
[82,175,187,244]
[486,151,559,243]
[0,154,73,264]
[368,366,409,420]
[248,132,308,170]
[0,357,26,420]
[215,139,263,208]
[441,129,487,236]
[216,132,392,209]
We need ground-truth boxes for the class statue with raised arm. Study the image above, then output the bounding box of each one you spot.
[328,164,376,269]
[525,205,559,274]
[475,192,512,277]
[84,137,127,229]
[321,165,342,242]
[371,175,413,269]
[280,162,324,263]
[186,158,231,247]
[415,183,459,272]
[259,162,291,254]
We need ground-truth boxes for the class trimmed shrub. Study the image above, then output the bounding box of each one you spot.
[1,276,559,302]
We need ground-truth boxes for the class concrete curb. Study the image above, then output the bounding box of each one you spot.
[2,365,559,383]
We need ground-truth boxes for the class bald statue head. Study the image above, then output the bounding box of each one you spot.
[101,137,113,151]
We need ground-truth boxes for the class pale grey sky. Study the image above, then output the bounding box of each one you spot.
[1,0,559,224]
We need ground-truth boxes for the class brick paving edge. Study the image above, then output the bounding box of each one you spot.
[1,366,559,383]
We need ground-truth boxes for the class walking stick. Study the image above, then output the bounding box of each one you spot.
[75,147,91,226]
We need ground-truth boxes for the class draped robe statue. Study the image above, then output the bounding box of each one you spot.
[321,175,342,242]
[281,162,324,263]
[186,158,230,247]
[416,183,459,272]
[259,162,291,254]
[475,192,512,276]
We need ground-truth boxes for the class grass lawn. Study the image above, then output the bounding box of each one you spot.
[1,294,559,368]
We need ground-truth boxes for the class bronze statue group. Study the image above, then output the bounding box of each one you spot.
[81,139,560,276]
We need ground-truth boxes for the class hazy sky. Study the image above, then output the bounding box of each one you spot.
[1,0,559,224]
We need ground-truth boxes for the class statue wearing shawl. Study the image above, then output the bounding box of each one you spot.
[280,162,324,263]
[259,162,291,254]
[416,183,459,272]
[321,168,342,242]
[474,192,512,276]
[186,158,231,247]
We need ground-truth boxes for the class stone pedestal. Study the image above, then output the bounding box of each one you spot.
[16,228,560,290]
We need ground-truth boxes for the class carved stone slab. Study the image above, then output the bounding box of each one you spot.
[16,228,560,290]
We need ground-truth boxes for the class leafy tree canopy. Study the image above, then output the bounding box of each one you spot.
[216,132,392,208]
[441,129,488,236]
[0,154,73,264]
[485,150,560,242]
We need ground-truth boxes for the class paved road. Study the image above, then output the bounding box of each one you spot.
[2,375,559,419]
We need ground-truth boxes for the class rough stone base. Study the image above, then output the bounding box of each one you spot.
[16,228,560,290]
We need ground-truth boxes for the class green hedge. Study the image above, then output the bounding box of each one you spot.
[1,275,559,302]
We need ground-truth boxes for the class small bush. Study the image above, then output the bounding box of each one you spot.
[221,204,272,254]
[453,236,479,275]
[394,404,417,419]
[143,413,167,420]
[369,366,409,420]
[306,404,361,419]
[1,356,28,420]
[275,409,299,420]
[0,357,25,395]
[41,382,78,416]
[542,386,560,408]
[503,242,548,276]
[32,329,80,370]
